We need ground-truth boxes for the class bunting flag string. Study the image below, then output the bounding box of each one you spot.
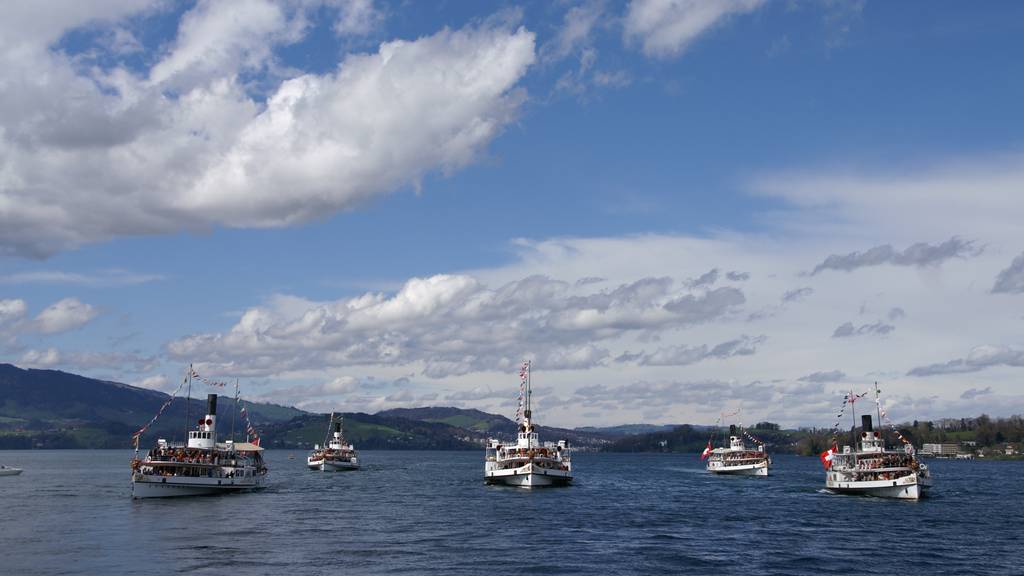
[132,371,188,448]
[515,360,529,423]
[831,390,870,433]
[878,402,915,454]
[714,409,741,425]
[189,367,227,388]
[705,409,742,452]
[240,403,260,445]
[742,428,764,446]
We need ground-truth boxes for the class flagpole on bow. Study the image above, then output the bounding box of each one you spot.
[526,360,532,423]
[874,381,883,434]
[184,364,193,442]
[232,379,239,443]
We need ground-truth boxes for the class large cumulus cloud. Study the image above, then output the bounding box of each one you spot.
[0,1,535,257]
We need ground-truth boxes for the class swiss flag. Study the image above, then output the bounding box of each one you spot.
[700,442,712,461]
[820,444,837,470]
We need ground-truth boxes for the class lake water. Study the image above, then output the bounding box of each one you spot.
[0,450,1018,575]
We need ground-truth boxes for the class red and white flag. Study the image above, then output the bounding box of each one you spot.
[700,441,712,460]
[820,444,837,470]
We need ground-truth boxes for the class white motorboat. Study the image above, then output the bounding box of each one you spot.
[485,361,572,487]
[308,414,359,471]
[0,465,23,476]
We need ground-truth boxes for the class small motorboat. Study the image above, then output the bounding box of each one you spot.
[0,465,23,476]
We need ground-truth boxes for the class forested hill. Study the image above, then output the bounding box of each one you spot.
[601,424,808,454]
[0,363,304,448]
[0,365,612,450]
[265,407,615,450]
[601,417,1024,456]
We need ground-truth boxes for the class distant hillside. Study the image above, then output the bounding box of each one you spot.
[376,406,613,449]
[259,412,485,450]
[602,424,809,454]
[0,364,641,451]
[575,423,682,437]
[377,406,516,434]
[0,364,305,449]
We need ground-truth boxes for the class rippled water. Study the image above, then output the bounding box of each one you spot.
[0,450,1018,575]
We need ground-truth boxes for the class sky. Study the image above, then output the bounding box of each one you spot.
[1,0,1023,428]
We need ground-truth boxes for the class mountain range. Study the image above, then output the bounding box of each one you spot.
[0,363,832,453]
[0,364,620,450]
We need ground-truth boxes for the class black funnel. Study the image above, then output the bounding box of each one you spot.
[729,424,736,435]
[207,394,217,416]
[861,414,873,432]
[334,422,341,433]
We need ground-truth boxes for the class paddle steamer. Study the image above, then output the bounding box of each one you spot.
[485,361,572,487]
[131,393,267,498]
[308,414,359,471]
[824,414,931,499]
[704,424,770,476]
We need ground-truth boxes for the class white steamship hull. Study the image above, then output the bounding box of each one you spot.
[707,460,769,476]
[131,473,264,499]
[826,472,930,500]
[307,458,359,471]
[485,463,571,487]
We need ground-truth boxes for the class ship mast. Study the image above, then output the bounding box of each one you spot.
[526,360,532,423]
[323,412,335,448]
[523,360,533,448]
[231,379,239,443]
[874,382,883,445]
[850,388,857,447]
[184,364,193,443]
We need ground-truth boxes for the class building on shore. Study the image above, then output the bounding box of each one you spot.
[921,443,960,457]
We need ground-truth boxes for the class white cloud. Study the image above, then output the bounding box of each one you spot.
[623,0,765,58]
[638,334,765,366]
[134,374,171,392]
[0,299,27,326]
[542,0,606,62]
[1,297,103,345]
[908,345,1024,377]
[750,155,1024,245]
[167,273,748,379]
[992,251,1024,294]
[781,286,813,302]
[810,237,981,275]
[798,370,845,383]
[330,0,384,37]
[831,320,895,339]
[0,269,162,286]
[147,0,303,89]
[170,146,1017,427]
[31,298,99,334]
[19,348,62,368]
[0,8,536,257]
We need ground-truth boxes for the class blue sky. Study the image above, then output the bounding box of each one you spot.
[2,0,1024,427]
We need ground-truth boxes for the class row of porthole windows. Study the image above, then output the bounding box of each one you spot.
[190,431,213,439]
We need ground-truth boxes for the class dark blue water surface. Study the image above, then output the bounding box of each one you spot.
[0,451,1019,575]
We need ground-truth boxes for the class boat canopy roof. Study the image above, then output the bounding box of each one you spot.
[218,442,263,452]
